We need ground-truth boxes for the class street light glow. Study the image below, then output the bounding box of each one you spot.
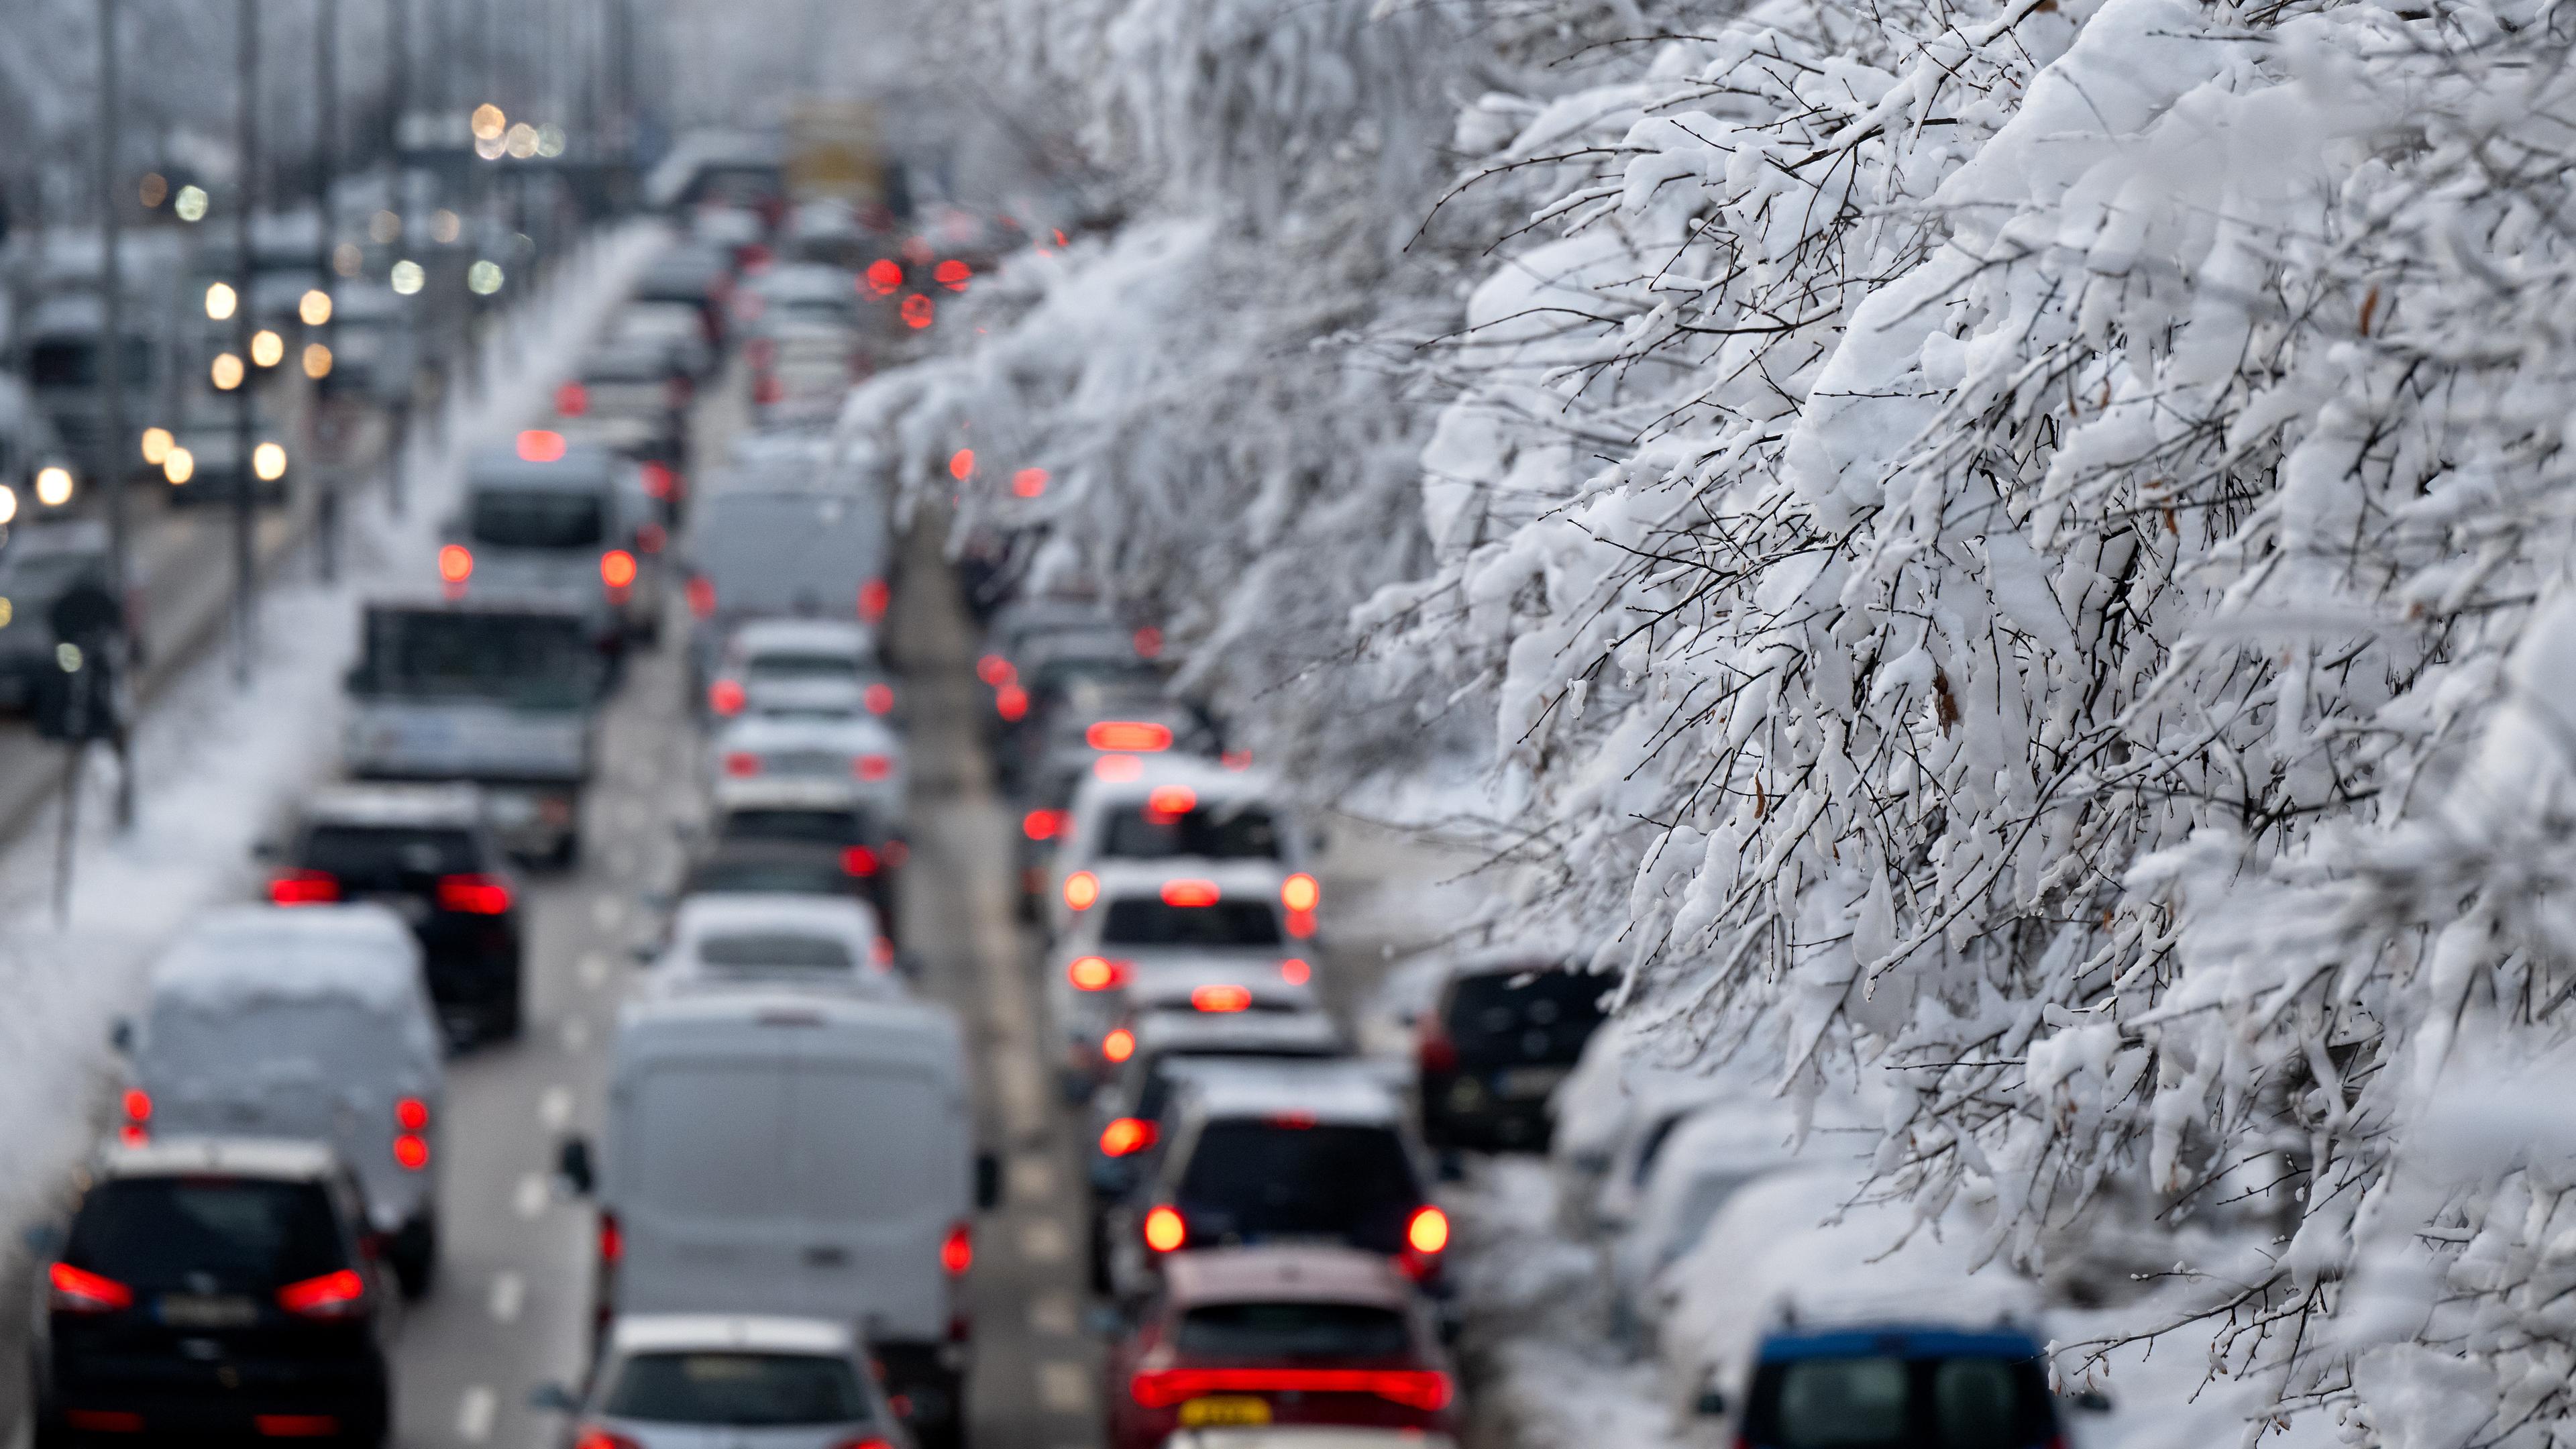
[211,353,245,390]
[138,172,168,207]
[369,210,400,244]
[252,443,288,482]
[302,344,333,379]
[332,243,362,277]
[34,467,74,507]
[504,122,539,160]
[390,260,425,295]
[468,260,504,296]
[536,125,567,158]
[298,288,332,326]
[163,447,195,484]
[250,330,285,368]
[204,281,237,320]
[431,210,461,244]
[0,485,16,525]
[140,428,174,465]
[471,103,506,141]
[174,185,208,221]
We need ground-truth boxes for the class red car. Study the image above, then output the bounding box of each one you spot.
[1104,1246,1457,1449]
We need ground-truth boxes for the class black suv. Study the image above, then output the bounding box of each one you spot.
[266,784,524,1042]
[31,1137,393,1446]
[1413,954,1609,1152]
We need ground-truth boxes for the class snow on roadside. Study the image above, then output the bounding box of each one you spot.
[0,221,665,1241]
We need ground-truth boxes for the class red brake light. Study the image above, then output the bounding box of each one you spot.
[1102,1026,1136,1062]
[600,549,639,590]
[436,873,513,915]
[394,1133,431,1170]
[1287,906,1318,939]
[1191,984,1253,1013]
[641,461,676,500]
[865,258,903,294]
[975,654,1013,686]
[709,679,746,715]
[1145,785,1196,819]
[1012,468,1048,498]
[934,258,971,291]
[1087,720,1173,752]
[1281,957,1311,985]
[754,374,785,405]
[1022,809,1065,841]
[1064,870,1099,910]
[1134,625,1164,658]
[830,1439,896,1449]
[1129,1368,1452,1411]
[855,754,894,782]
[1067,955,1129,991]
[687,576,717,619]
[1099,1117,1158,1157]
[122,1087,152,1122]
[269,869,340,906]
[1142,1204,1187,1252]
[575,1428,644,1449]
[48,1261,134,1313]
[949,448,975,481]
[276,1268,367,1318]
[841,845,881,877]
[64,1411,144,1432]
[253,1416,341,1438]
[555,381,588,416]
[437,545,474,588]
[1407,1203,1451,1254]
[1161,877,1221,907]
[395,1096,430,1130]
[901,294,934,329]
[598,1212,623,1263]
[864,682,895,715]
[1281,872,1320,912]
[996,685,1028,722]
[1417,1015,1458,1074]
[859,578,891,624]
[941,1220,973,1275]
[516,429,568,463]
[722,751,761,777]
[637,522,667,555]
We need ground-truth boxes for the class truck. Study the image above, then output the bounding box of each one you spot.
[340,594,606,865]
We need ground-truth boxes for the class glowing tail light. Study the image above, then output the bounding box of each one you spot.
[276,1269,367,1318]
[1087,720,1173,752]
[975,654,1013,686]
[600,549,638,589]
[996,685,1028,722]
[437,544,474,584]
[1281,958,1311,985]
[598,1212,623,1263]
[864,683,895,715]
[1406,1203,1450,1254]
[1067,956,1129,991]
[256,1417,342,1438]
[1024,809,1065,841]
[554,381,588,415]
[1064,871,1099,910]
[1287,907,1317,939]
[1161,878,1220,907]
[859,578,891,624]
[941,1220,973,1275]
[722,751,761,777]
[754,373,784,405]
[687,576,716,619]
[435,873,514,915]
[934,258,971,292]
[1142,1205,1187,1252]
[1128,1368,1452,1411]
[396,1097,430,1130]
[48,1261,134,1313]
[1102,1026,1136,1062]
[516,429,568,463]
[1281,873,1320,912]
[865,258,902,295]
[121,1088,152,1132]
[641,462,677,500]
[394,1133,430,1170]
[1191,984,1252,1013]
[900,294,934,329]
[1099,1117,1158,1157]
[841,845,881,877]
[269,869,341,906]
[574,1427,644,1449]
[708,679,746,715]
[1145,785,1197,818]
[855,754,894,782]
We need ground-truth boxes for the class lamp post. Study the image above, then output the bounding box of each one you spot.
[96,0,134,827]
[233,0,258,686]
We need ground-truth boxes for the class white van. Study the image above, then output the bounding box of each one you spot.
[115,904,445,1296]
[568,990,996,1448]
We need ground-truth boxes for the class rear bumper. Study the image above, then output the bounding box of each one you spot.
[44,1357,388,1440]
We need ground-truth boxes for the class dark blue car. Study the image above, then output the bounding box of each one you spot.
[1733,1324,2065,1449]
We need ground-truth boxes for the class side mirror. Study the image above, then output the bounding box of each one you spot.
[2071,1391,2114,1414]
[527,1383,581,1414]
[108,1018,133,1053]
[557,1136,596,1196]
[1694,1387,1729,1417]
[975,1151,1002,1211]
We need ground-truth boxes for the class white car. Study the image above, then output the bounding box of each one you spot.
[1046,859,1315,1081]
[1042,757,1316,936]
[647,894,898,998]
[535,1314,912,1449]
[707,710,906,820]
[705,617,896,722]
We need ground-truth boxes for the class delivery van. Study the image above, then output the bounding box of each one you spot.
[113,905,445,1295]
[566,990,997,1448]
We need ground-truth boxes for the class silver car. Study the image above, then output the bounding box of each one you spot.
[537,1313,911,1449]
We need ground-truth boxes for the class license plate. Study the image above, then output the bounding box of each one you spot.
[159,1294,257,1328]
[1499,1065,1571,1099]
[1179,1397,1273,1428]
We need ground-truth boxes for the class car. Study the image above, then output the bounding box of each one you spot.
[740,262,861,331]
[608,299,718,382]
[164,392,294,507]
[1607,1105,1813,1340]
[1713,1321,2064,1449]
[1047,861,1315,1083]
[629,241,738,346]
[535,1313,912,1449]
[646,894,898,998]
[682,477,892,693]
[748,315,865,424]
[1104,1061,1443,1301]
[1546,1016,1769,1238]
[0,521,132,712]
[1103,1248,1456,1449]
[704,617,895,721]
[1042,758,1316,936]
[29,1137,394,1446]
[262,784,526,1042]
[706,778,906,936]
[670,838,878,908]
[707,711,906,822]
[115,905,446,1295]
[1408,949,1610,1153]
[1160,1430,1458,1449]
[564,991,996,1449]
[443,432,663,648]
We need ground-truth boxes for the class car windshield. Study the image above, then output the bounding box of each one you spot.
[747,651,857,679]
[1102,804,1282,862]
[301,824,482,888]
[604,1351,869,1426]
[469,487,606,549]
[66,1177,346,1292]
[697,932,855,969]
[1103,898,1281,948]
[719,809,867,847]
[1444,969,1608,1060]
[1749,1354,2056,1449]
[684,857,850,895]
[1176,1121,1419,1246]
[356,609,601,708]
[1176,1301,1413,1360]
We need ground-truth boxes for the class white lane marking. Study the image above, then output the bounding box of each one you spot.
[456,1385,497,1442]
[578,951,610,989]
[994,1053,1045,1139]
[1038,1360,1093,1415]
[488,1271,525,1324]
[1010,1155,1057,1204]
[1019,1218,1070,1263]
[539,1085,574,1131]
[514,1173,549,1220]
[561,1015,592,1054]
[591,894,625,931]
[1028,1292,1077,1336]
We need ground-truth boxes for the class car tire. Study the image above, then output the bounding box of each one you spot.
[392,1214,439,1299]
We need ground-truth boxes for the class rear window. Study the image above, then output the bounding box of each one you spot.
[604,1352,867,1426]
[66,1177,347,1291]
[300,824,482,887]
[1748,1354,2055,1449]
[358,608,600,706]
[1444,969,1607,1058]
[1176,1302,1412,1360]
[1103,898,1281,948]
[698,932,855,969]
[718,809,869,847]
[1176,1121,1419,1246]
[748,651,858,680]
[684,858,851,896]
[693,494,885,618]
[469,487,605,549]
[1102,806,1281,862]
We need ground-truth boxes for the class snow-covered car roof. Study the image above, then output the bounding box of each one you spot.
[301,782,484,829]
[98,1135,341,1182]
[655,894,893,996]
[1130,1006,1344,1057]
[607,1313,855,1357]
[149,905,422,1013]
[1163,1245,1417,1308]
[1169,1058,1403,1126]
[710,774,868,814]
[728,617,875,657]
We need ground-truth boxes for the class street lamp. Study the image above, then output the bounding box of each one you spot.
[205,281,238,320]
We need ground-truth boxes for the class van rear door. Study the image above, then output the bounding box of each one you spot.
[614,1051,798,1315]
[782,1051,966,1336]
